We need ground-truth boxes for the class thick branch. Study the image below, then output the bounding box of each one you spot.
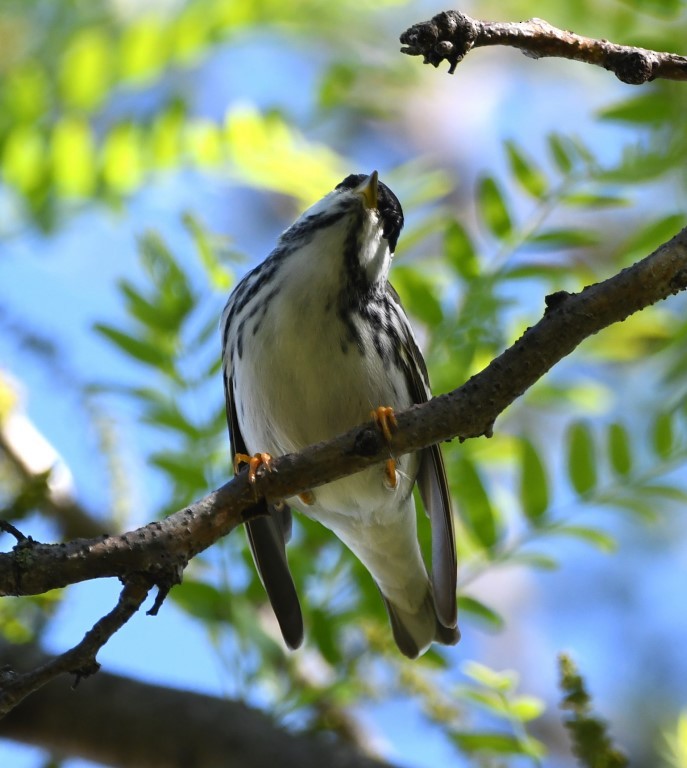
[0,225,686,714]
[1,226,686,599]
[0,644,397,768]
[400,10,687,82]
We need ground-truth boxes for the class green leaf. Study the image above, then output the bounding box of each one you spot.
[141,402,201,439]
[567,422,597,495]
[622,214,687,259]
[102,123,145,194]
[527,228,600,249]
[51,116,96,197]
[444,220,479,279]
[505,140,548,199]
[119,16,170,83]
[182,212,235,291]
[93,323,173,371]
[459,687,507,715]
[452,731,533,756]
[547,132,575,174]
[171,579,231,623]
[519,438,549,523]
[149,451,207,488]
[554,525,617,553]
[599,91,675,124]
[509,695,546,722]
[453,458,498,549]
[560,192,629,208]
[607,422,632,476]
[59,27,112,110]
[476,176,513,240]
[457,596,504,631]
[652,411,674,458]
[510,552,559,571]
[391,266,443,326]
[463,661,517,692]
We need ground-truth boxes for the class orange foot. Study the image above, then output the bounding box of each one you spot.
[233,452,274,484]
[370,406,398,489]
[298,491,315,506]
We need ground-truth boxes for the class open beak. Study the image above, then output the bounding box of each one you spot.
[356,171,379,210]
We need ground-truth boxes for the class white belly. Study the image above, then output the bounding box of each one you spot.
[232,284,417,516]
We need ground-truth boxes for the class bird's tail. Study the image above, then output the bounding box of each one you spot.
[381,589,460,659]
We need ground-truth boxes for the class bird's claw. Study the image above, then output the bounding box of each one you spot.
[233,452,274,484]
[371,406,399,489]
[370,406,398,444]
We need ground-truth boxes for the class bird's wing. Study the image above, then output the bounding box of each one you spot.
[223,369,304,649]
[386,285,458,629]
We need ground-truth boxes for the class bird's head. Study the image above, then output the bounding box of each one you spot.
[281,172,404,292]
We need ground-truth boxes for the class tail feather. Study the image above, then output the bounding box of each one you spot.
[381,589,460,659]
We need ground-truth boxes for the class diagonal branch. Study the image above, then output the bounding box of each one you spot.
[400,10,687,82]
[0,575,152,717]
[1,225,686,715]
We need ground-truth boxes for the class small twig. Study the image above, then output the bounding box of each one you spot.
[400,10,687,83]
[0,520,28,542]
[0,575,152,717]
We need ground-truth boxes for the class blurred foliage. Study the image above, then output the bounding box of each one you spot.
[1,0,687,767]
[558,654,629,768]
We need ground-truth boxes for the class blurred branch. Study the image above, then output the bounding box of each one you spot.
[400,10,687,82]
[0,225,686,714]
[0,415,106,540]
[0,643,396,768]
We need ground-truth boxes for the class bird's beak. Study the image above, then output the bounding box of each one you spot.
[356,171,379,210]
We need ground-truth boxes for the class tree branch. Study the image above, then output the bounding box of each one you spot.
[0,576,152,717]
[400,10,687,82]
[0,644,397,768]
[1,225,686,715]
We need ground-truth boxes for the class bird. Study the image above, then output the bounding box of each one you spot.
[220,171,459,658]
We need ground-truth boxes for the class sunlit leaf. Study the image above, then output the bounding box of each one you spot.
[119,16,169,83]
[509,695,546,721]
[4,63,49,121]
[186,120,224,167]
[463,661,517,692]
[51,116,96,197]
[102,123,145,194]
[2,124,46,193]
[60,27,112,110]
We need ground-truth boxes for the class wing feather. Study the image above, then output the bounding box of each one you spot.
[223,368,304,649]
[386,285,458,629]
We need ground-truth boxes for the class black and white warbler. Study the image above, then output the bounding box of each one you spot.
[220,172,459,658]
